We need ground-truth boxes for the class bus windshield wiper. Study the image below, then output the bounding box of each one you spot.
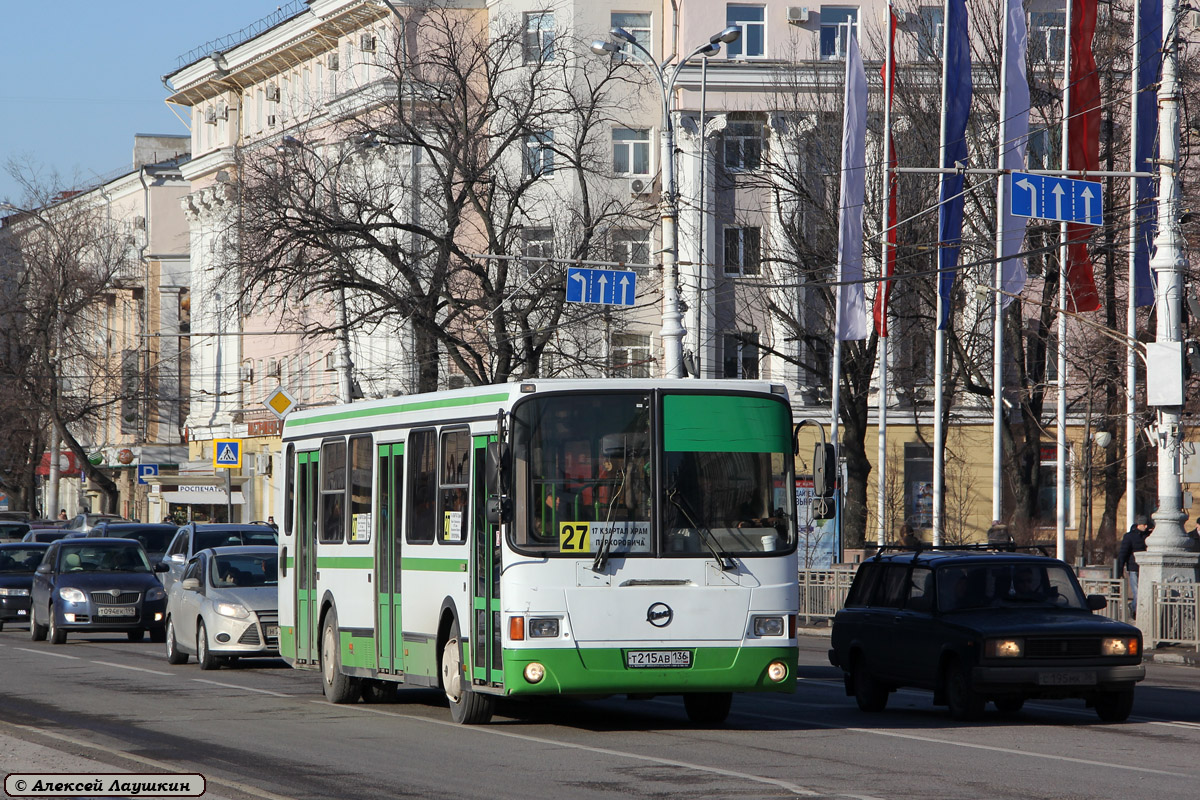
[592,480,625,572]
[667,490,734,571]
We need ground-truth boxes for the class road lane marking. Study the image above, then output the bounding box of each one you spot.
[2,722,296,800]
[315,701,821,796]
[194,678,292,697]
[92,660,173,676]
[738,708,1193,778]
[13,647,79,660]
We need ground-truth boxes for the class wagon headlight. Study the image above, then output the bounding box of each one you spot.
[216,602,250,619]
[985,638,1024,658]
[528,618,560,638]
[58,587,86,604]
[1102,637,1139,656]
[753,616,785,637]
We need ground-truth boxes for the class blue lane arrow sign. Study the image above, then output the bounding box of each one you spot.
[1010,171,1103,226]
[565,267,638,306]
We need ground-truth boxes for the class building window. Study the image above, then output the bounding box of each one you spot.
[819,7,859,60]
[725,4,765,58]
[724,121,762,172]
[1035,444,1074,528]
[722,332,759,379]
[522,228,555,261]
[611,333,652,378]
[723,226,761,276]
[524,12,556,63]
[611,228,650,274]
[613,128,651,175]
[611,12,652,59]
[1029,12,1065,63]
[524,131,555,177]
[915,6,943,62]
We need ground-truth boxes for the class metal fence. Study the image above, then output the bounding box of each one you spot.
[1150,581,1200,651]
[798,566,857,624]
[1078,576,1129,622]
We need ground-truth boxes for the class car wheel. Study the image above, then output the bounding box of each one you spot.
[127,629,145,643]
[994,696,1025,715]
[149,626,166,644]
[683,692,733,725]
[321,609,360,704]
[48,606,66,645]
[1094,689,1135,723]
[165,618,188,665]
[0,621,5,632]
[197,620,220,670]
[440,620,492,724]
[852,659,889,713]
[360,679,401,704]
[944,659,984,721]
[30,605,47,641]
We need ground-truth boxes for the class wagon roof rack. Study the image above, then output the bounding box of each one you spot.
[869,542,1054,560]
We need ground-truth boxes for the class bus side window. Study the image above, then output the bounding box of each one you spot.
[439,429,470,545]
[320,440,347,544]
[284,444,295,536]
[407,429,436,544]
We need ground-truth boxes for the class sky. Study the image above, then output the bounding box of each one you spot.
[0,1,298,205]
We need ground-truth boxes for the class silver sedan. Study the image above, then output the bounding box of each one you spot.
[164,546,279,669]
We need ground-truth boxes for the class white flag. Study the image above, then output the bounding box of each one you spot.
[836,34,869,341]
[1000,0,1030,302]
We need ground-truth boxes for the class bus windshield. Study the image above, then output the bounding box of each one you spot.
[509,391,794,558]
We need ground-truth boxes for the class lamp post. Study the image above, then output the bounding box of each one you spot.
[592,26,740,379]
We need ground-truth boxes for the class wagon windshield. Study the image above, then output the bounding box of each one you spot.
[937,562,1088,612]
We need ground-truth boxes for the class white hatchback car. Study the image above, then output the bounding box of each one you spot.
[163,545,279,669]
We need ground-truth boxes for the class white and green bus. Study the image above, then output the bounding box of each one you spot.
[278,378,799,724]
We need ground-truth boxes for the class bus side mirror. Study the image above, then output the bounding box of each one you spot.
[486,442,511,496]
[813,443,836,499]
[486,497,513,526]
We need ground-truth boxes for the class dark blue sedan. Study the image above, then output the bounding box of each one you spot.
[30,538,169,644]
[0,542,50,630]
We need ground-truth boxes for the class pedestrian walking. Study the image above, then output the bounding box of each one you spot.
[1117,514,1151,618]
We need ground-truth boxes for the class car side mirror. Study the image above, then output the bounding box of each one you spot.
[169,553,185,564]
[181,577,201,591]
[154,562,170,573]
[1086,594,1108,612]
[36,563,51,574]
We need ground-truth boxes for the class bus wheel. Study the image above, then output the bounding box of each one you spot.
[683,692,732,725]
[321,609,360,704]
[441,620,493,724]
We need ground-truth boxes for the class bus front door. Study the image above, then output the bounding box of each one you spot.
[295,451,319,665]
[376,444,404,674]
[471,437,503,688]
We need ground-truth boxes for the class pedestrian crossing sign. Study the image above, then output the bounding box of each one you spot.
[213,439,242,469]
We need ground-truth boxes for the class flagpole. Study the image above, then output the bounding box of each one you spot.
[932,0,955,547]
[1126,3,1144,533]
[991,5,1014,526]
[878,5,896,548]
[1057,0,1075,561]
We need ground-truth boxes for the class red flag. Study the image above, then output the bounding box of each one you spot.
[1066,0,1101,312]
[873,8,898,337]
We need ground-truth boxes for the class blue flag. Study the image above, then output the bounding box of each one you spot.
[937,0,972,330]
[1134,0,1161,307]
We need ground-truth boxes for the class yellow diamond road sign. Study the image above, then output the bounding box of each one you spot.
[264,386,298,420]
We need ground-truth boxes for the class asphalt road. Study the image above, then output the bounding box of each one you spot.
[1,628,1198,800]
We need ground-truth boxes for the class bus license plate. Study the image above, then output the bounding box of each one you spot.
[97,607,136,617]
[1038,671,1096,686]
[626,650,691,669]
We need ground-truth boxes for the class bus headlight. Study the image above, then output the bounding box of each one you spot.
[767,660,789,682]
[529,618,559,638]
[523,662,546,683]
[1102,637,1138,656]
[753,616,785,637]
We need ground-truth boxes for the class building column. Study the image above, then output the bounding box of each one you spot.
[766,113,811,388]
[676,112,725,378]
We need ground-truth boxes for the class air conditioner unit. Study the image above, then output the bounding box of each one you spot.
[254,453,271,475]
[360,34,376,53]
[216,103,228,120]
[787,6,809,24]
[629,177,653,197]
[265,84,280,102]
[328,52,340,71]
[204,106,217,125]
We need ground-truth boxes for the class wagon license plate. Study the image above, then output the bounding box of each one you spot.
[265,625,279,640]
[96,607,136,617]
[1038,670,1096,686]
[626,650,691,669]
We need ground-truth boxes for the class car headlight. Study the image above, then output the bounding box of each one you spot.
[753,616,785,637]
[215,602,250,619]
[528,618,560,638]
[58,587,87,604]
[145,587,165,602]
[1102,637,1139,656]
[985,638,1024,658]
[0,587,30,597]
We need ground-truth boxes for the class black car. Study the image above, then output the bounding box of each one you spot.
[0,521,32,542]
[160,523,278,593]
[829,548,1145,722]
[87,522,179,565]
[29,538,169,644]
[0,542,50,629]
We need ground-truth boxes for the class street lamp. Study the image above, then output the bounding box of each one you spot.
[591,26,740,379]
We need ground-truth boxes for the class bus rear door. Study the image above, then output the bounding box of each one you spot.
[376,443,404,675]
